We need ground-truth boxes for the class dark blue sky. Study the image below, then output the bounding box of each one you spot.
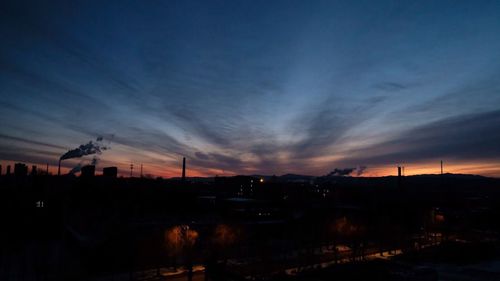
[1,0,500,177]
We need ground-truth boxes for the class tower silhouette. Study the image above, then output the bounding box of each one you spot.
[182,157,186,181]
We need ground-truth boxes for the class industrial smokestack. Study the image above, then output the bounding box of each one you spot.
[182,157,186,181]
[397,166,402,188]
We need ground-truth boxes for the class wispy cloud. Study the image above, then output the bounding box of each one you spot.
[1,1,500,176]
[339,110,500,166]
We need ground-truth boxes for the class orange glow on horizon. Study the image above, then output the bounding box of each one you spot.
[1,158,499,178]
[359,161,500,178]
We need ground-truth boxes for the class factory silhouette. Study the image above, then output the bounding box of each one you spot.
[0,138,499,281]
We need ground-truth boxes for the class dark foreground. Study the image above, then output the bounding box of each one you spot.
[1,172,500,280]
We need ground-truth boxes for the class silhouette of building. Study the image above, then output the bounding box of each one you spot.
[31,165,37,176]
[81,165,95,178]
[14,163,28,177]
[215,175,258,196]
[6,165,11,175]
[103,166,118,178]
[0,164,2,176]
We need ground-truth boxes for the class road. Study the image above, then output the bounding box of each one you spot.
[167,271,205,281]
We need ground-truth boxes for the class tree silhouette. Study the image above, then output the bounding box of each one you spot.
[164,225,199,281]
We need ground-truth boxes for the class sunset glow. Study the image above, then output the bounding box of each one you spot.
[1,1,500,178]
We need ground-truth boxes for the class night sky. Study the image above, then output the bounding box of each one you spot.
[1,0,500,177]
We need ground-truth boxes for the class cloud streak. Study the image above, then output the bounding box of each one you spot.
[340,110,500,166]
[1,1,500,176]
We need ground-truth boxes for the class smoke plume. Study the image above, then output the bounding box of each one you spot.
[327,168,356,177]
[91,156,98,166]
[356,166,367,176]
[326,166,368,177]
[68,163,82,175]
[60,136,108,160]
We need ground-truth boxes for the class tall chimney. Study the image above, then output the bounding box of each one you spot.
[182,157,186,181]
[397,166,402,188]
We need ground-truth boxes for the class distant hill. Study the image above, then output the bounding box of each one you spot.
[165,173,499,189]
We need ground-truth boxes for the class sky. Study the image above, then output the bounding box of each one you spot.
[1,0,500,177]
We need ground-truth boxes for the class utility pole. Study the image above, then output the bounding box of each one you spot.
[440,160,443,175]
[140,164,143,178]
